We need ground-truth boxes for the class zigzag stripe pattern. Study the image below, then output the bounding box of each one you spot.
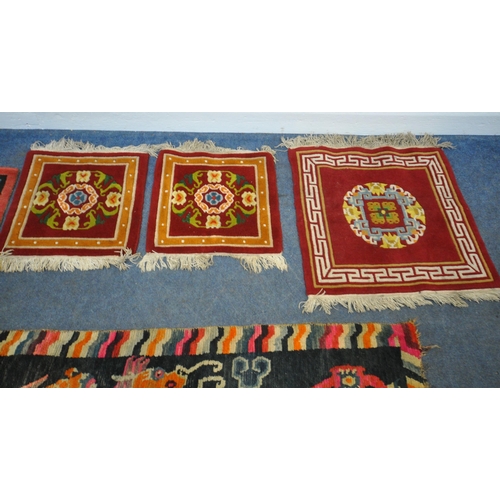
[0,322,424,376]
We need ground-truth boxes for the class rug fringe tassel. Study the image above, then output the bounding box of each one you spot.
[300,289,500,314]
[138,252,288,273]
[31,138,163,157]
[0,249,138,272]
[138,252,214,272]
[279,133,454,150]
[154,139,277,160]
[237,254,288,273]
[31,138,277,160]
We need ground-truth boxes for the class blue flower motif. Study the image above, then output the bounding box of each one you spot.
[69,190,88,206]
[205,191,223,206]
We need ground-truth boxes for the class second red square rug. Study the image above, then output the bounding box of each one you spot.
[140,141,287,273]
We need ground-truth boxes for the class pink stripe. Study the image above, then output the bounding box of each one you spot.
[248,325,262,353]
[97,331,117,358]
[175,329,193,356]
[389,324,420,357]
[320,325,343,350]
[33,331,61,355]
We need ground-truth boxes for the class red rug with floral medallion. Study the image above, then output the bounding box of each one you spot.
[140,142,287,273]
[0,148,149,272]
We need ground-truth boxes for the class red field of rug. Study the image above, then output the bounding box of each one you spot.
[288,144,500,312]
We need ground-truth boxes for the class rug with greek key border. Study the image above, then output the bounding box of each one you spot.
[0,322,427,388]
[0,149,149,272]
[284,135,500,312]
[139,144,287,273]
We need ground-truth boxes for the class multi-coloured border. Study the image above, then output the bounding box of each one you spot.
[0,322,428,388]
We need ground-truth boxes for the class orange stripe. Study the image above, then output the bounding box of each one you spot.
[222,327,237,354]
[146,329,166,357]
[71,331,93,358]
[362,323,376,348]
[293,324,307,351]
[0,330,23,356]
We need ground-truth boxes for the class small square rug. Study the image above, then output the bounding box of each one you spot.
[284,134,500,312]
[0,321,428,387]
[0,145,150,272]
[0,167,19,225]
[140,140,287,272]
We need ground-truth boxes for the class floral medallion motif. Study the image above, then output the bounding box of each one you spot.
[343,182,426,249]
[171,169,257,230]
[31,170,123,231]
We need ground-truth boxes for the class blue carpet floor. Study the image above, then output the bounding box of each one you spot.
[0,129,499,387]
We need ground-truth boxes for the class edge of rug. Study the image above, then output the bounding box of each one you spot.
[155,139,277,159]
[279,132,454,150]
[405,320,431,388]
[0,248,139,272]
[138,252,288,273]
[300,289,500,313]
[31,138,277,159]
[30,138,162,156]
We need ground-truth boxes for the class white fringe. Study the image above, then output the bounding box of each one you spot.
[31,138,277,159]
[237,254,288,273]
[279,133,454,150]
[154,139,277,160]
[0,248,138,272]
[138,252,288,273]
[138,252,214,272]
[31,138,162,157]
[300,289,500,314]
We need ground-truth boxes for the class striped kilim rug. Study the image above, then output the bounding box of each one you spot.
[0,322,428,387]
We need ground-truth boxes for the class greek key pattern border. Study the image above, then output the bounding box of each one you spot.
[300,152,488,285]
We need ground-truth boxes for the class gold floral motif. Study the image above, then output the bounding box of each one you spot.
[366,182,387,195]
[206,215,221,229]
[171,190,187,206]
[241,191,257,207]
[105,192,121,208]
[76,170,91,183]
[33,190,50,207]
[380,233,405,249]
[342,202,362,223]
[62,216,80,231]
[207,170,222,183]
